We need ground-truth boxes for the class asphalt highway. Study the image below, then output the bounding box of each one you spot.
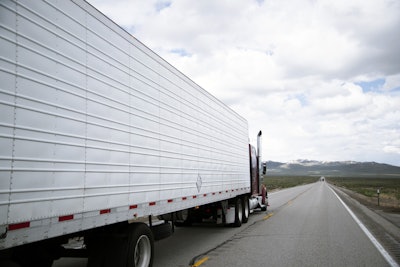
[192,182,393,266]
[54,182,397,266]
[154,182,395,267]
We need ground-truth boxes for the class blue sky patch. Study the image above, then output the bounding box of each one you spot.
[356,78,385,93]
[296,94,308,106]
[155,1,171,12]
[170,48,192,57]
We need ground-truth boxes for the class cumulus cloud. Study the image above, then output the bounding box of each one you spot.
[88,0,400,166]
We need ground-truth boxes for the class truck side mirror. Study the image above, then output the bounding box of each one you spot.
[262,163,266,175]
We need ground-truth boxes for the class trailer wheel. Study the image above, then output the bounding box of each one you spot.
[233,198,243,227]
[152,222,172,241]
[12,243,54,267]
[242,196,249,223]
[174,209,192,227]
[127,223,154,267]
[261,205,267,211]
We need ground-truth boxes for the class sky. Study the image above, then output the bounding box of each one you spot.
[87,0,400,166]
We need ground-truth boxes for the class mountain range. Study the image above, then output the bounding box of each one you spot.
[265,160,400,177]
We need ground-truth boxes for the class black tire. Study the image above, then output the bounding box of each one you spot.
[1,259,21,267]
[261,205,267,211]
[233,197,243,227]
[242,196,249,223]
[174,210,192,227]
[12,244,54,267]
[152,222,172,241]
[174,220,192,227]
[127,223,154,267]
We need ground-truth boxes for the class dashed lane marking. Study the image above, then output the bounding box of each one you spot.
[263,213,274,220]
[192,256,209,267]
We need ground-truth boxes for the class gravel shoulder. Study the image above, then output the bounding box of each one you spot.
[329,184,400,264]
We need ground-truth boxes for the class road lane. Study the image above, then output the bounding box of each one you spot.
[268,183,314,209]
[199,182,391,266]
[153,184,314,267]
[329,186,398,266]
[54,182,395,266]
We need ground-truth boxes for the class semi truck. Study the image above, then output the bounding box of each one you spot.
[0,0,268,266]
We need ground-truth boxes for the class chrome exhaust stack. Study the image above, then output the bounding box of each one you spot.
[257,131,263,191]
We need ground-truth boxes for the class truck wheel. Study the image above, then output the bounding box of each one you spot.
[152,222,172,241]
[12,244,54,267]
[174,220,192,227]
[242,196,249,223]
[233,198,243,227]
[174,210,192,227]
[0,260,20,267]
[127,223,154,267]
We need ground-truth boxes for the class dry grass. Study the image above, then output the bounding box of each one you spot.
[327,177,400,209]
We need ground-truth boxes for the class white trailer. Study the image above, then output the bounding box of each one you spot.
[0,1,267,266]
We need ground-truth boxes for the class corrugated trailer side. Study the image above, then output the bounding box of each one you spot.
[0,0,250,252]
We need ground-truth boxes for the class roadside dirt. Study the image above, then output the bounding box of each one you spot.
[330,184,400,264]
[333,185,400,213]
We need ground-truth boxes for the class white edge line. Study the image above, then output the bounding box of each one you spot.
[329,186,399,267]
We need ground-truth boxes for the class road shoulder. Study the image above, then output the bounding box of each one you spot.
[329,184,400,265]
